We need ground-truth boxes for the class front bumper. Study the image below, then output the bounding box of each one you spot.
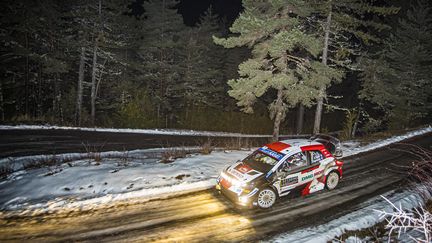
[216,179,258,207]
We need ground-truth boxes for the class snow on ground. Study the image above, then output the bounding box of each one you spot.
[0,149,251,213]
[0,147,202,172]
[342,126,432,157]
[267,190,424,243]
[0,124,271,137]
[0,126,430,214]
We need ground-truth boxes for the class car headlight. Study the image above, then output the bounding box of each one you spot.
[220,172,246,188]
[232,178,246,187]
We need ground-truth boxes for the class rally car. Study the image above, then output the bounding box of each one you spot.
[216,135,343,209]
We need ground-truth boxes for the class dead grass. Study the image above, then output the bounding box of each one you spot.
[159,148,188,164]
[82,142,105,165]
[23,154,59,170]
[117,150,130,167]
[333,222,387,242]
[200,139,213,155]
[221,137,252,150]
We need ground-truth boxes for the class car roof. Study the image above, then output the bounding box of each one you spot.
[263,139,324,155]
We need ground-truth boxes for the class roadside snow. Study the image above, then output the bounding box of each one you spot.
[0,124,271,137]
[267,190,424,243]
[342,126,432,157]
[0,126,430,214]
[0,150,251,212]
[0,147,202,172]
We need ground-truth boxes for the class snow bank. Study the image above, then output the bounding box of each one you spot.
[0,124,271,137]
[342,126,432,158]
[0,147,202,171]
[0,150,251,213]
[267,190,424,243]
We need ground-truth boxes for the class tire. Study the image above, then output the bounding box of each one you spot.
[257,188,277,209]
[326,171,339,190]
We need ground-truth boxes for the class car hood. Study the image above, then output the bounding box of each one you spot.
[226,161,264,183]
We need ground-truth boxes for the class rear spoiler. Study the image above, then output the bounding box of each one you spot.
[309,134,343,159]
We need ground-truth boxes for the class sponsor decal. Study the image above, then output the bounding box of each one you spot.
[230,169,244,179]
[314,170,324,176]
[301,174,313,181]
[281,176,298,187]
[258,147,284,160]
[229,186,243,195]
[235,164,252,173]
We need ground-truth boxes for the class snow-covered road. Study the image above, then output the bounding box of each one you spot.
[0,128,432,241]
[0,132,430,242]
[0,126,430,213]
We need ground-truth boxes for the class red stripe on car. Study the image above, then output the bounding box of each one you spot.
[302,181,312,196]
[300,144,325,151]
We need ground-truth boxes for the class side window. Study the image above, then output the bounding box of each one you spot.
[286,152,307,168]
[310,150,324,164]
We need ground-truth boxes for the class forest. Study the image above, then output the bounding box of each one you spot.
[0,0,431,139]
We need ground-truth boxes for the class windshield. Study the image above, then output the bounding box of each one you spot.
[243,150,281,172]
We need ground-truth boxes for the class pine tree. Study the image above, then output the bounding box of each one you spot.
[311,0,399,134]
[70,0,131,126]
[138,0,187,127]
[214,0,342,141]
[181,8,226,109]
[360,0,432,128]
[0,1,70,121]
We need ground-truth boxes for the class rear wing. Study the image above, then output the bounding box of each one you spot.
[310,134,343,159]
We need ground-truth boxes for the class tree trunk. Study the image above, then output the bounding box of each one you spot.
[90,0,102,126]
[25,31,29,117]
[37,64,42,118]
[296,104,304,135]
[313,6,332,135]
[90,43,98,126]
[272,88,284,142]
[0,81,4,122]
[76,46,85,126]
[351,106,361,138]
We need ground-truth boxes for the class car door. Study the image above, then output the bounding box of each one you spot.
[275,152,309,195]
[308,150,326,178]
[303,150,328,194]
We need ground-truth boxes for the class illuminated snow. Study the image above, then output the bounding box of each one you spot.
[0,126,430,214]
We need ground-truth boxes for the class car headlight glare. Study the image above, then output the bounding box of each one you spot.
[220,172,246,187]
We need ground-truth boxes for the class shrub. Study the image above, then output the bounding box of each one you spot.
[23,155,58,170]
[159,148,188,164]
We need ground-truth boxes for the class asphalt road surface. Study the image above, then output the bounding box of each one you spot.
[0,133,431,242]
[0,129,276,159]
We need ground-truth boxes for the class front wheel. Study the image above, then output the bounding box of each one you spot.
[326,171,339,190]
[257,188,277,209]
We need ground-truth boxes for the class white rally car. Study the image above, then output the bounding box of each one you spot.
[216,135,344,208]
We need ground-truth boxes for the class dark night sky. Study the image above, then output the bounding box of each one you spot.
[130,0,243,26]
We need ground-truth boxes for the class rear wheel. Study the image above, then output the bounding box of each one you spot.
[257,188,276,209]
[326,171,339,190]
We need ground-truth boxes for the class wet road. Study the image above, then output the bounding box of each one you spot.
[0,129,276,159]
[0,134,430,242]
